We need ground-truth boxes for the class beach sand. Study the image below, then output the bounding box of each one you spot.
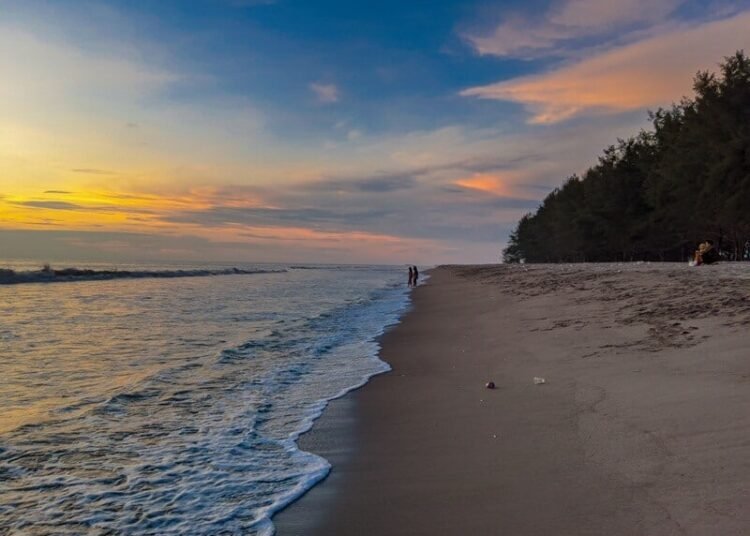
[275,264,750,535]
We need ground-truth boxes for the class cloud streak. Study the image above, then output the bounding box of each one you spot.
[462,11,750,123]
[465,0,684,58]
[309,82,340,103]
[14,201,83,210]
[71,168,118,175]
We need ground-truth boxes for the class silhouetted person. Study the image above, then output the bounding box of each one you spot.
[408,266,414,287]
[694,240,720,265]
[412,265,419,286]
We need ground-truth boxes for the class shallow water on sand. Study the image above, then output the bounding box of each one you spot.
[0,262,410,535]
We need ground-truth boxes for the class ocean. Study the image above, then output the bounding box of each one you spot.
[0,261,413,535]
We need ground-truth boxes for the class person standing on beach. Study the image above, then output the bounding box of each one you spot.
[412,266,419,286]
[408,266,414,287]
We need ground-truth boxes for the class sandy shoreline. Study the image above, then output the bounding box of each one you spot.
[275,264,750,535]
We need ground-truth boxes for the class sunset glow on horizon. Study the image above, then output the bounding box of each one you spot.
[3,0,750,264]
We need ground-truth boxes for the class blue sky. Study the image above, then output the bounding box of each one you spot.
[2,0,750,264]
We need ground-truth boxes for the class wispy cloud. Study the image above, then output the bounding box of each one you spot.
[465,0,684,58]
[454,172,527,197]
[304,172,418,194]
[549,0,682,29]
[71,168,118,175]
[0,26,177,104]
[462,11,750,123]
[309,82,340,103]
[14,201,83,210]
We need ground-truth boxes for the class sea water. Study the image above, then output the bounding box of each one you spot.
[0,262,412,535]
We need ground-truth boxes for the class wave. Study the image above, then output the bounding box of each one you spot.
[0,266,286,285]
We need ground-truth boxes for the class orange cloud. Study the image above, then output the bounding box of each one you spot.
[456,173,511,196]
[462,11,750,123]
[455,171,541,199]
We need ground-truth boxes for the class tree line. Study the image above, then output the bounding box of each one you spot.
[503,51,750,263]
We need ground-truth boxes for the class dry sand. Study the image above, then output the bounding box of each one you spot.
[275,264,750,535]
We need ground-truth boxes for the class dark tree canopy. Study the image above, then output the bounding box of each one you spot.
[503,51,750,263]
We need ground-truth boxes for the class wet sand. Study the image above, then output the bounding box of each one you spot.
[275,264,750,535]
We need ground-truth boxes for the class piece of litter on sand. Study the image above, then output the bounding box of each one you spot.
[533,377,546,385]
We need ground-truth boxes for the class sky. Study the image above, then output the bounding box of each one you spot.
[2,0,750,265]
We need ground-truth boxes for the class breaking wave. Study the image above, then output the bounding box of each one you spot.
[0,266,286,285]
